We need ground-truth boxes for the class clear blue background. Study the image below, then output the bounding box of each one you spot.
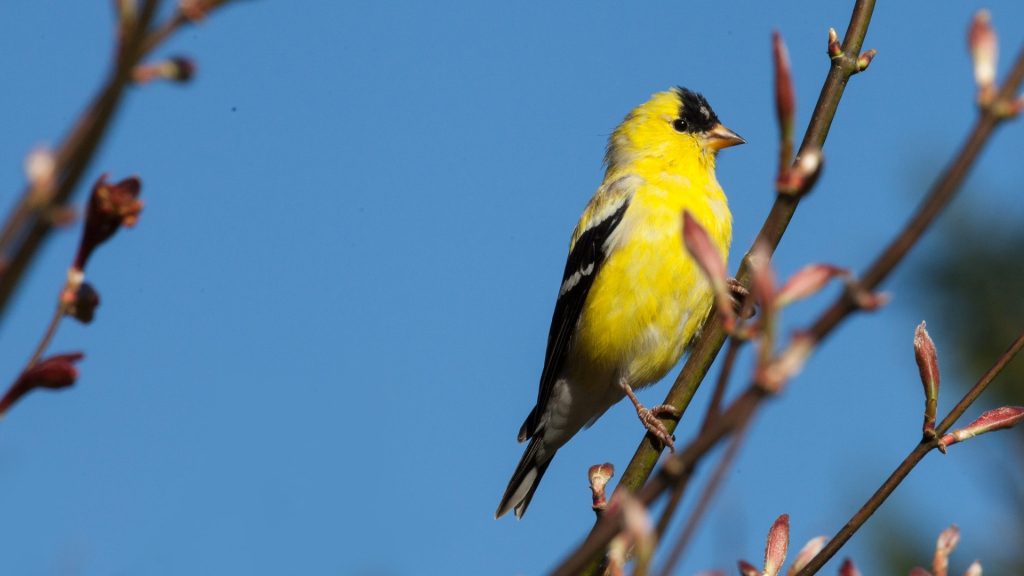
[2,2,1023,575]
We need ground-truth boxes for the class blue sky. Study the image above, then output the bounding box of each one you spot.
[2,2,1023,575]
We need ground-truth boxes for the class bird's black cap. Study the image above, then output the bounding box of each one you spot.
[673,87,720,134]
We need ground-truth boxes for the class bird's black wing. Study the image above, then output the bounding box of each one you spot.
[518,194,631,441]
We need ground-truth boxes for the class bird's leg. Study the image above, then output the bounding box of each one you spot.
[727,277,755,318]
[620,379,679,452]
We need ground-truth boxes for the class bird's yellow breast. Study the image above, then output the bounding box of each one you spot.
[572,163,731,387]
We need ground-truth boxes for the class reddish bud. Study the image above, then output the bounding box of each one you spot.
[737,560,760,576]
[0,353,84,416]
[775,264,847,307]
[617,492,654,570]
[180,0,225,21]
[964,560,982,576]
[909,569,933,576]
[757,332,815,392]
[763,514,790,576]
[786,536,825,576]
[748,243,776,312]
[772,31,795,142]
[933,525,960,576]
[588,462,614,513]
[25,147,56,192]
[914,322,940,437]
[856,49,877,72]
[968,10,997,102]
[133,57,197,84]
[938,406,1024,453]
[838,558,862,576]
[167,57,196,82]
[64,281,101,324]
[777,148,824,197]
[74,174,143,271]
[827,27,842,59]
[845,279,889,311]
[683,211,735,328]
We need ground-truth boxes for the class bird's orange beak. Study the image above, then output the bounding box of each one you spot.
[704,123,746,150]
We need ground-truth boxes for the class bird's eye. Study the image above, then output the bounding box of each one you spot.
[672,118,688,132]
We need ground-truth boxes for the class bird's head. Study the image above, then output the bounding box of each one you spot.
[604,87,744,173]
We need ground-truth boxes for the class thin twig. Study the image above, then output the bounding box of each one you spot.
[654,339,744,538]
[0,0,160,320]
[26,304,64,368]
[794,332,1024,576]
[0,0,233,323]
[656,421,751,576]
[613,0,878,499]
[552,388,764,576]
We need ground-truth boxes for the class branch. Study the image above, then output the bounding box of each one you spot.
[0,0,232,323]
[614,0,878,499]
[552,35,1024,576]
[794,332,1024,575]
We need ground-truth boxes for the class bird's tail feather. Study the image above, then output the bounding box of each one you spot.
[495,437,553,519]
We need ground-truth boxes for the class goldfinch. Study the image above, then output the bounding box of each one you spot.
[496,88,744,519]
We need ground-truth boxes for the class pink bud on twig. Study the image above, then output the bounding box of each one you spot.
[856,49,877,73]
[827,27,842,59]
[683,211,735,330]
[933,525,960,576]
[587,463,614,514]
[0,353,84,416]
[25,147,56,192]
[964,560,982,576]
[133,56,197,84]
[617,492,654,571]
[845,278,889,311]
[909,568,933,576]
[772,30,795,143]
[737,560,760,576]
[786,536,825,576]
[74,174,143,271]
[968,10,998,104]
[914,322,941,438]
[756,332,815,393]
[838,558,862,576]
[763,514,790,576]
[938,406,1024,453]
[775,264,848,307]
[777,148,824,197]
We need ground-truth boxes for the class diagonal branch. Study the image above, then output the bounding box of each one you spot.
[0,0,233,324]
[794,331,1024,575]
[614,0,879,498]
[551,36,1024,576]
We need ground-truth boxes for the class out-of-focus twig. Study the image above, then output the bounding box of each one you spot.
[0,0,232,323]
[656,421,750,576]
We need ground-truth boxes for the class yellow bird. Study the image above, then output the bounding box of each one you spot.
[496,88,744,519]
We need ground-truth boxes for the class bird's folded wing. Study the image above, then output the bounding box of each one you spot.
[519,176,636,441]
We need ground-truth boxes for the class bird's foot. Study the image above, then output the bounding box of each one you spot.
[620,381,679,452]
[727,277,755,318]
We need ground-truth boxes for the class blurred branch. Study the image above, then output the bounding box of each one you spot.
[552,31,1024,576]
[653,339,746,540]
[0,0,232,324]
[656,420,750,576]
